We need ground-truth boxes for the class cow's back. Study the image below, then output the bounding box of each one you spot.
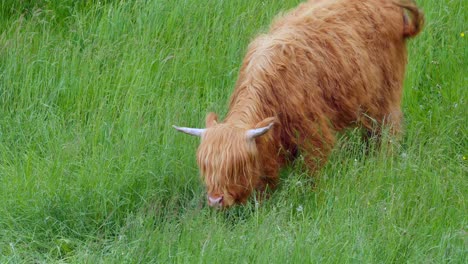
[230,0,408,130]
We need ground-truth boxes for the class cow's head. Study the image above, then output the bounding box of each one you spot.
[173,112,275,208]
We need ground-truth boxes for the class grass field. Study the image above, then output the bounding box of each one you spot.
[0,0,466,262]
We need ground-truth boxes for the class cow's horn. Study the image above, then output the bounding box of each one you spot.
[246,122,274,139]
[173,125,205,137]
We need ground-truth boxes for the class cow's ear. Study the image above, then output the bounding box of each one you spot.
[206,112,218,128]
[247,117,277,139]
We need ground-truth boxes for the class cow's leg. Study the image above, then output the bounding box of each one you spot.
[298,123,335,174]
[362,107,403,154]
[255,162,280,202]
[382,108,403,154]
[301,140,333,174]
[258,156,280,188]
[385,108,403,138]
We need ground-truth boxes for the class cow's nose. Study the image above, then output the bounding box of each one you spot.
[208,195,223,207]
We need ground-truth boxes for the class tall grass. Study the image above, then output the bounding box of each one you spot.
[0,0,466,262]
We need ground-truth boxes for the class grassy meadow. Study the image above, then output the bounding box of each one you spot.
[0,0,466,262]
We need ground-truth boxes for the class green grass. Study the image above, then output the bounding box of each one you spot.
[0,0,466,263]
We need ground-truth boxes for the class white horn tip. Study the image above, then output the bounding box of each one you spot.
[173,125,205,137]
[246,122,275,139]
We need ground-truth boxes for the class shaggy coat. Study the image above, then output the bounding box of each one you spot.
[175,0,423,208]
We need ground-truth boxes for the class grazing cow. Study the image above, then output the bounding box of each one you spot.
[174,0,423,208]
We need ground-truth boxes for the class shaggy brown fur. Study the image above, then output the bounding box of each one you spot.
[175,0,424,208]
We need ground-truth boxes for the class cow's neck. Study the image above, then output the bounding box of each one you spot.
[224,88,266,129]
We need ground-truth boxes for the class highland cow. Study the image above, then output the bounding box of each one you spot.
[174,0,423,208]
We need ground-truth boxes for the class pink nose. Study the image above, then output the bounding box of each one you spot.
[208,195,223,207]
